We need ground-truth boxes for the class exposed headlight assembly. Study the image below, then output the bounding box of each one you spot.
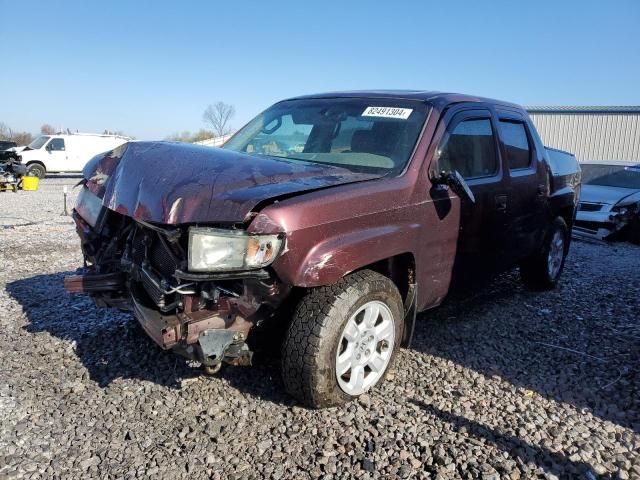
[615,207,629,216]
[75,186,103,227]
[188,227,283,272]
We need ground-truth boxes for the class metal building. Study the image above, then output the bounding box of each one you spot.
[526,106,640,162]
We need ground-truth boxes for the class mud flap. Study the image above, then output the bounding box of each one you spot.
[401,283,417,348]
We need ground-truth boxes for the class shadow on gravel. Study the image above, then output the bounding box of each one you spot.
[6,271,290,403]
[7,271,196,388]
[411,270,640,433]
[409,399,615,479]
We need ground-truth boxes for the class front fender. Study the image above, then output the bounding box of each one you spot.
[289,223,419,288]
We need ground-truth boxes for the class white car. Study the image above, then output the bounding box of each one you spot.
[574,161,640,243]
[19,133,129,178]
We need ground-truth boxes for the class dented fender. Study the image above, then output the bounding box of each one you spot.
[283,224,420,288]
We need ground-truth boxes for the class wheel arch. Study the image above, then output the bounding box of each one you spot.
[555,204,576,230]
[353,253,417,347]
[282,225,420,347]
[26,161,47,175]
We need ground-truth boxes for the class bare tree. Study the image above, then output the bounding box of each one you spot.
[12,132,33,145]
[102,129,128,137]
[165,129,215,143]
[40,124,56,135]
[0,122,32,145]
[0,122,12,141]
[202,101,235,137]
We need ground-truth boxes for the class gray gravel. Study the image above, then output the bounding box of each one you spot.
[1,176,639,479]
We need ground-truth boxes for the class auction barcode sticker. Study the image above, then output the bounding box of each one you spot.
[362,106,413,119]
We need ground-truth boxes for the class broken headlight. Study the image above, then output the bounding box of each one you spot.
[75,187,103,227]
[188,227,282,272]
[614,207,629,216]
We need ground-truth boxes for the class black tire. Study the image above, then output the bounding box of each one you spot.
[27,163,46,178]
[627,217,640,245]
[520,217,569,290]
[281,270,403,408]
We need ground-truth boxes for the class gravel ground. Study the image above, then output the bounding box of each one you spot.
[0,176,639,479]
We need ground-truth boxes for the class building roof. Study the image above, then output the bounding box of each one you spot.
[580,160,640,167]
[526,106,640,114]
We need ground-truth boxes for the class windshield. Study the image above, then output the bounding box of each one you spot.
[28,136,51,150]
[224,98,429,175]
[581,164,640,189]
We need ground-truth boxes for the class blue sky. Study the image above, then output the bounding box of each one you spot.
[1,0,639,139]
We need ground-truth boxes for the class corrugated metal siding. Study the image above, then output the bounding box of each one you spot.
[527,111,640,162]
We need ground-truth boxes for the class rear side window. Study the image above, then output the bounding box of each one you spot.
[49,138,65,151]
[438,118,498,179]
[499,121,530,169]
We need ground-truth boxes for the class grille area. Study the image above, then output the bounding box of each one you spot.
[579,202,604,212]
[141,269,165,305]
[131,229,146,265]
[131,226,181,279]
[130,225,184,309]
[149,237,179,278]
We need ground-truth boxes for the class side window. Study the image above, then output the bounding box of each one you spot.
[49,138,65,151]
[438,118,498,179]
[499,120,530,169]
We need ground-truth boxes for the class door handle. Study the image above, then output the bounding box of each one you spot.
[495,194,508,213]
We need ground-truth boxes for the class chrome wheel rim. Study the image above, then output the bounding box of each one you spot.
[335,300,395,396]
[548,230,564,279]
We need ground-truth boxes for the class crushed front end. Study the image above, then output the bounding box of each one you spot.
[65,185,289,372]
[574,200,640,241]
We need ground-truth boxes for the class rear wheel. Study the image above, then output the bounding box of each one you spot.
[281,270,403,408]
[27,163,46,178]
[520,217,569,290]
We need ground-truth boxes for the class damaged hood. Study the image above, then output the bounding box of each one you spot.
[580,184,640,206]
[83,141,379,225]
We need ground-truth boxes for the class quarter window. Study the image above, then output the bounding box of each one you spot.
[48,138,65,151]
[437,118,498,179]
[499,121,530,169]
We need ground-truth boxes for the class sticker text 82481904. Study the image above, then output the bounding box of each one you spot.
[361,106,413,120]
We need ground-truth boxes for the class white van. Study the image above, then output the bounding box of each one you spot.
[19,133,129,177]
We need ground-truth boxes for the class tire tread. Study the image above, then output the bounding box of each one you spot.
[281,270,400,408]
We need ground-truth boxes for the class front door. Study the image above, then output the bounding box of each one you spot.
[44,138,68,172]
[433,107,511,280]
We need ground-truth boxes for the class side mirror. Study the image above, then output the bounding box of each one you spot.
[434,170,476,204]
[45,143,52,152]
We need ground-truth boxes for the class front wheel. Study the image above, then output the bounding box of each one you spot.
[520,217,569,290]
[26,163,46,178]
[281,270,403,408]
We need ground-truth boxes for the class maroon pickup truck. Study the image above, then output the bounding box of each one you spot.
[66,91,580,407]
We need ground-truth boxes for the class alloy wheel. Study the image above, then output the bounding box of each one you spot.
[335,300,395,396]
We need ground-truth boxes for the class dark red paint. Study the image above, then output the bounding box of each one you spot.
[71,91,579,357]
[83,141,379,225]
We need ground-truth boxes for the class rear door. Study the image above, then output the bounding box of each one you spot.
[495,109,548,261]
[434,106,510,276]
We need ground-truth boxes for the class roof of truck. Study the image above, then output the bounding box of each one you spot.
[283,90,523,110]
